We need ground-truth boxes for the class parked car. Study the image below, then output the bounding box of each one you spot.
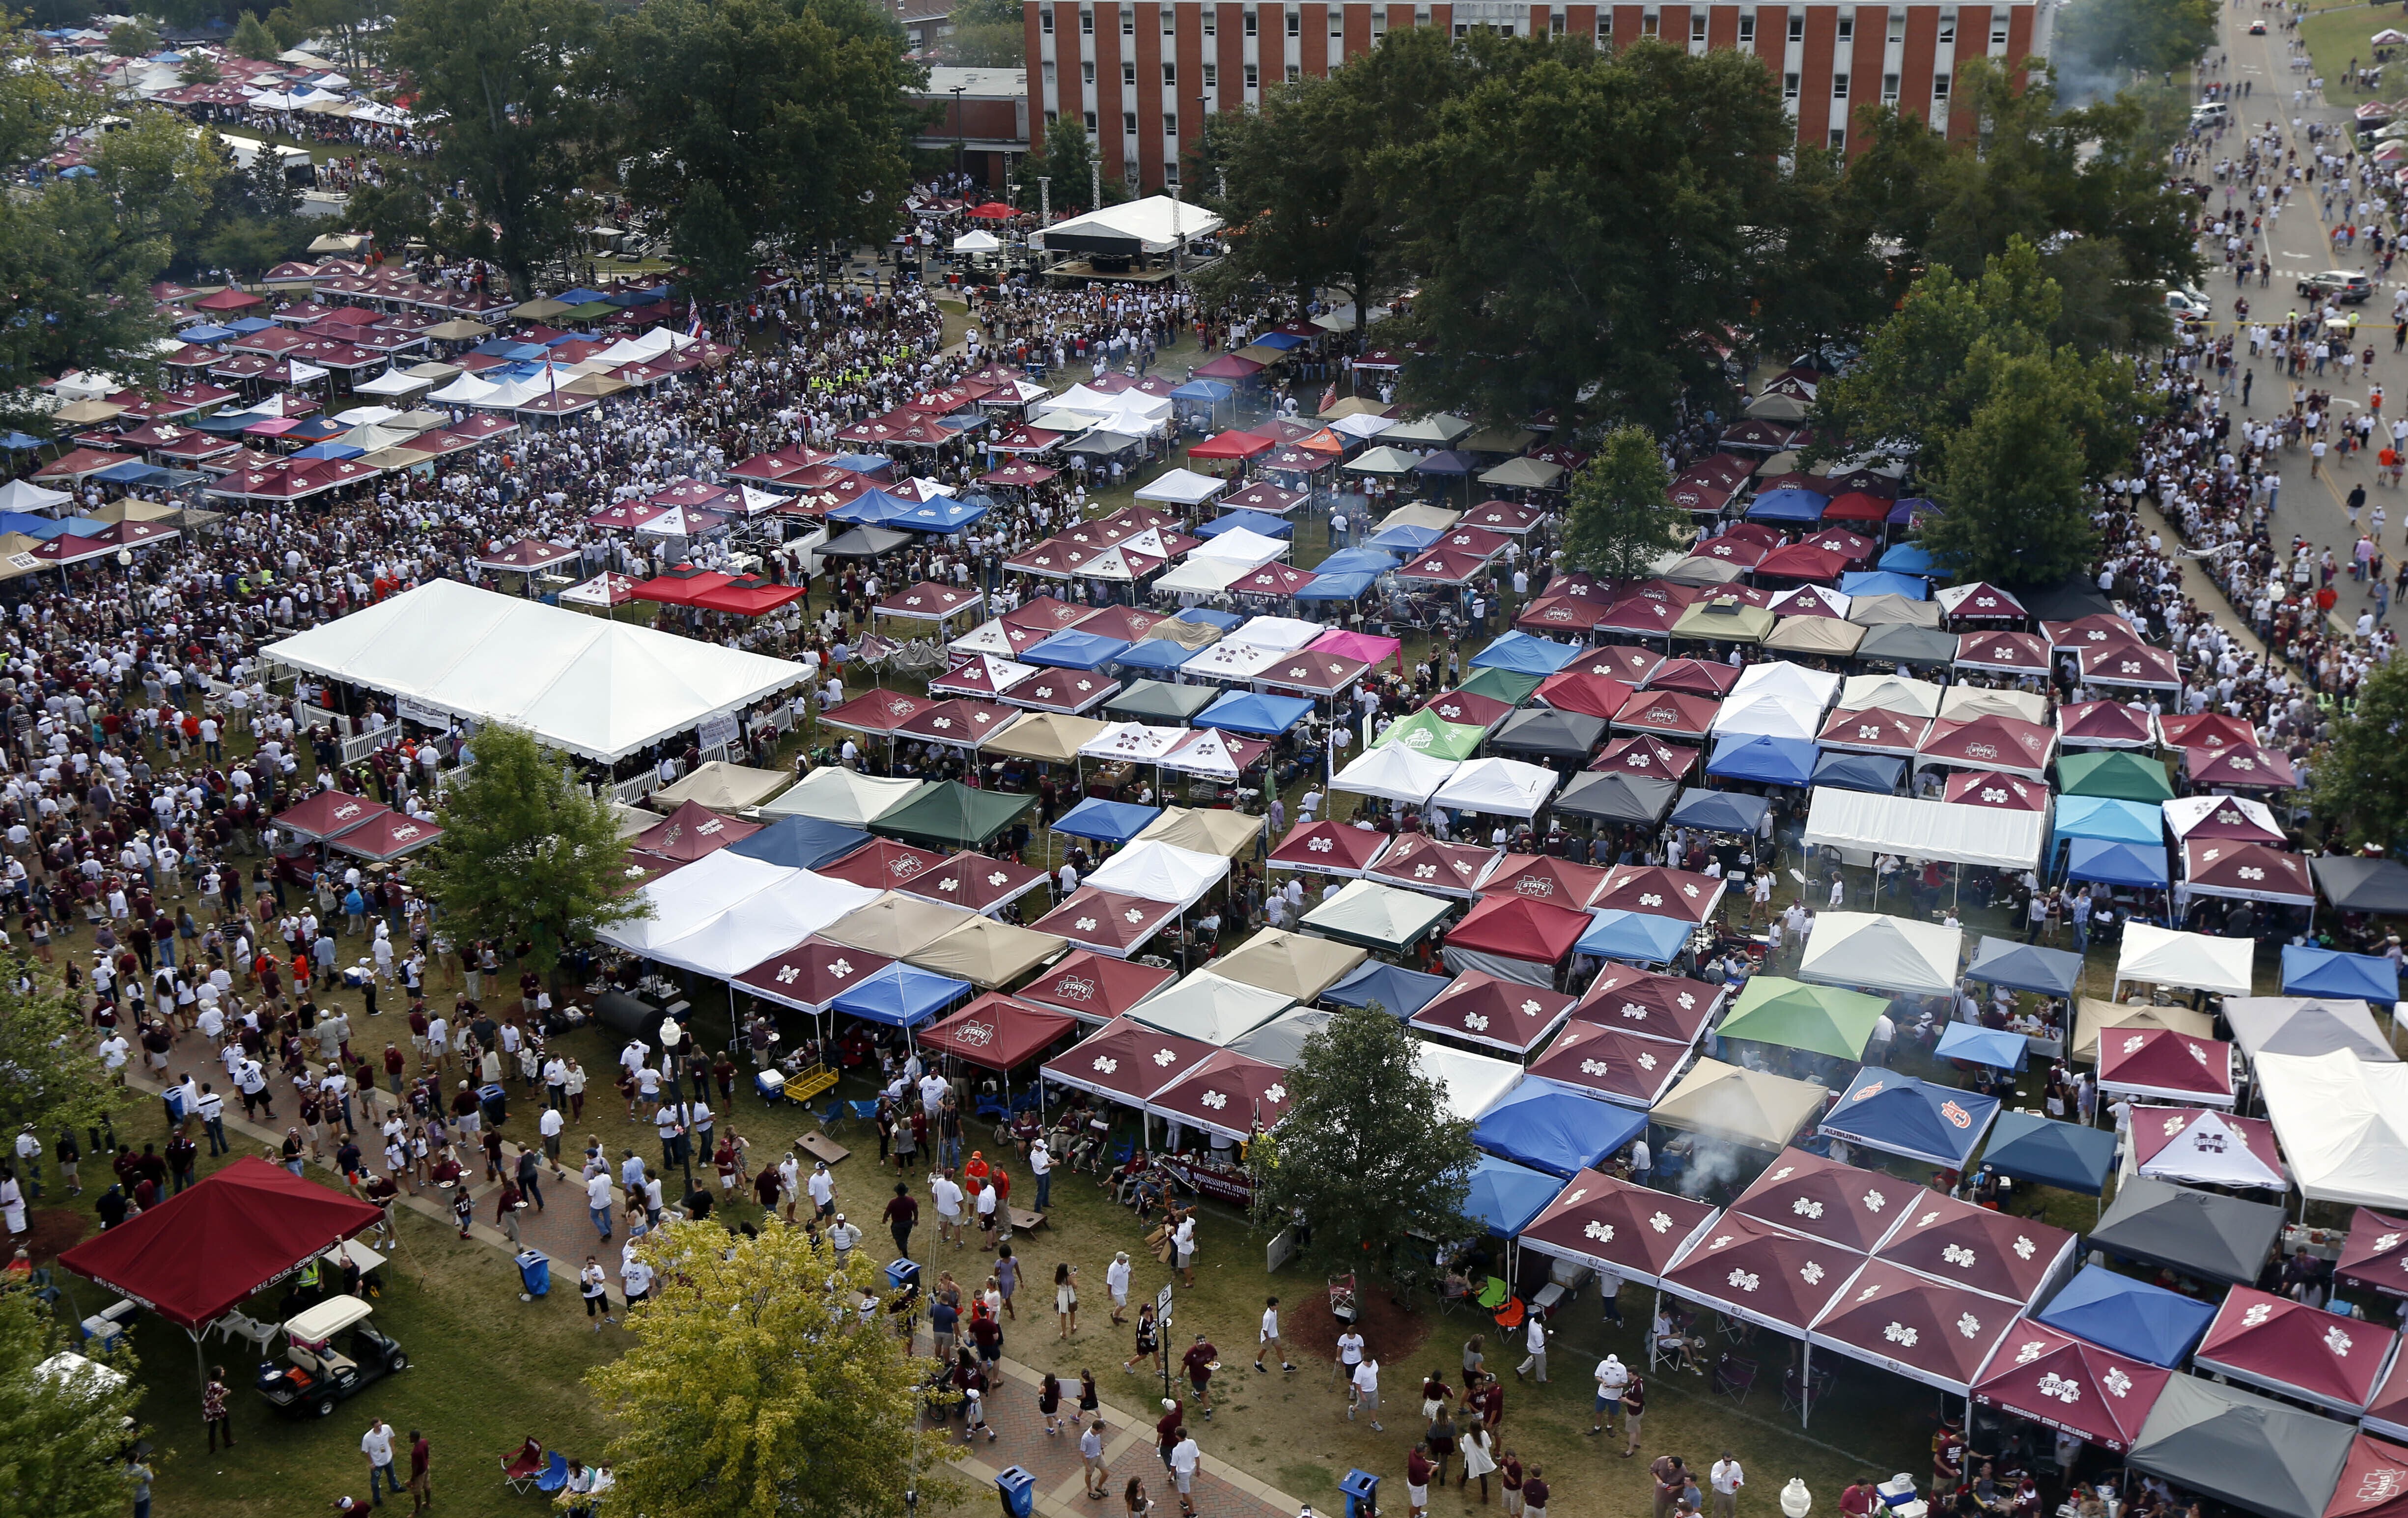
[254,1295,408,1418]
[2298,270,2375,303]
[2164,287,2213,322]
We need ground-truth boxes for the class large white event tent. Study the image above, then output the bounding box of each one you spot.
[1802,787,2046,871]
[1084,840,1230,910]
[592,850,880,977]
[1797,911,1963,997]
[263,580,809,761]
[1431,757,1559,818]
[2114,923,2254,1000]
[1031,195,1225,254]
[2253,1050,2408,1208]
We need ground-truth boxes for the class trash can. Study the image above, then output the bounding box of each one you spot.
[995,1466,1036,1518]
[479,1083,508,1126]
[516,1250,550,1300]
[1342,1469,1381,1518]
[887,1259,921,1293]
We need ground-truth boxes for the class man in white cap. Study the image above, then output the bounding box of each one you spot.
[1587,1353,1628,1438]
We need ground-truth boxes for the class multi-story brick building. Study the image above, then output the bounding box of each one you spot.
[1021,0,2053,196]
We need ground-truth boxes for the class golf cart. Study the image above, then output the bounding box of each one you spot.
[255,1294,409,1418]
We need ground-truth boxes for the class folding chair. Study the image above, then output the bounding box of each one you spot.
[1474,1276,1511,1313]
[500,1442,546,1495]
[1712,1352,1758,1406]
[814,1097,845,1136]
[1780,1366,1810,1419]
[846,1100,881,1125]
[533,1453,571,1496]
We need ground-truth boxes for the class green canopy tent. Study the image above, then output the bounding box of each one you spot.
[1371,709,1488,761]
[870,781,1039,850]
[1455,666,1545,706]
[562,301,619,321]
[1715,975,1890,1061]
[1105,679,1219,725]
[2058,749,2175,804]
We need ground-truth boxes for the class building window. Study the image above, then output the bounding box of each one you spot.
[1831,71,1847,96]
[1203,9,1215,33]
[1119,59,1133,83]
[1202,61,1217,84]
[1989,19,2007,42]
[1689,12,1705,40]
[1370,10,1385,35]
[1163,6,1175,29]
[1165,160,1181,182]
[1932,69,1949,97]
[1880,71,1898,100]
[1040,8,1053,31]
[1080,8,1093,31]
[1937,9,1954,39]
[1162,61,1176,83]
[1083,109,1097,129]
[1164,111,1179,132]
[1782,70,1798,98]
[1834,15,1851,41]
[1787,13,1803,41]
[1286,62,1299,78]
[1244,8,1259,33]
[1244,61,1259,86]
[1121,9,1134,34]
[1738,13,1754,42]
[1828,126,1845,149]
[1043,59,1056,83]
[1286,8,1299,33]
[1045,108,1059,123]
[1550,11,1563,31]
[1887,10,1903,41]
[1082,59,1095,81]
[1125,161,1140,183]
[1641,10,1657,34]
[1123,110,1137,132]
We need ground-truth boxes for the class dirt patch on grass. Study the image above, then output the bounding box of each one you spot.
[1282,1275,1434,1370]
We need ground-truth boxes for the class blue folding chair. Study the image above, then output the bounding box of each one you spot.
[847,1100,881,1125]
[814,1097,845,1135]
[533,1452,571,1495]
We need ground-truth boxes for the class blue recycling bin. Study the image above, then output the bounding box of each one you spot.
[887,1258,921,1293]
[515,1249,550,1297]
[479,1082,508,1126]
[1342,1468,1381,1518]
[996,1465,1036,1518]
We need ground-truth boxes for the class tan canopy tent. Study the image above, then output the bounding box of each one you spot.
[1764,616,1867,658]
[1380,503,1463,533]
[1135,806,1266,860]
[423,319,493,341]
[1320,396,1391,421]
[511,297,574,320]
[819,891,980,958]
[609,802,663,842]
[2070,997,2215,1063]
[759,768,932,828]
[0,533,46,583]
[1211,928,1368,1002]
[91,499,182,524]
[906,916,1068,989]
[564,373,631,398]
[1670,599,1776,644]
[984,712,1108,764]
[650,761,792,811]
[1650,1059,1830,1150]
[360,446,438,472]
[1139,618,1223,649]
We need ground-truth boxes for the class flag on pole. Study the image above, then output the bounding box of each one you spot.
[1318,384,1337,414]
[685,300,704,339]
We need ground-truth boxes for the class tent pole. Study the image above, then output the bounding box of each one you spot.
[1800,1340,1813,1429]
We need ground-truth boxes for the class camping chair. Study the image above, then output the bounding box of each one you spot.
[974,1091,1010,1124]
[533,1453,571,1496]
[846,1099,881,1126]
[1491,1294,1527,1332]
[500,1441,547,1495]
[813,1097,845,1136]
[1474,1276,1511,1313]
[1712,1352,1758,1406]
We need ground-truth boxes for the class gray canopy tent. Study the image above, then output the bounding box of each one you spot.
[2223,997,2400,1063]
[2089,1177,2286,1286]
[2125,1376,2354,1518]
[1964,936,2083,997]
[2310,854,2408,914]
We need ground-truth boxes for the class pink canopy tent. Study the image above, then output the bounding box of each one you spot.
[1308,627,1403,674]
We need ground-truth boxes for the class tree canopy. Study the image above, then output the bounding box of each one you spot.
[1561,425,1687,580]
[2313,657,2408,853]
[0,1289,145,1518]
[2053,0,2217,93]
[0,970,129,1144]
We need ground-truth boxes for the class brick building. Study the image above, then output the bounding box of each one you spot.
[915,66,1033,189]
[1022,0,2054,195]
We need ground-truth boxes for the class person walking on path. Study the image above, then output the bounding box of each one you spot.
[1056,1262,1079,1339]
[1124,1299,1159,1375]
[1169,1428,1202,1517]
[1350,1355,1384,1431]
[1461,1422,1498,1503]
[1107,1249,1132,1325]
[1407,1444,1435,1518]
[1515,1313,1548,1382]
[1081,1417,1111,1500]
[886,1181,918,1261]
[1256,1295,1294,1372]
[1182,1333,1217,1421]
[580,1257,614,1330]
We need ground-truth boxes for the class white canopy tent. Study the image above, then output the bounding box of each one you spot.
[1802,787,2047,871]
[1711,692,1827,743]
[1838,675,1946,718]
[2114,923,2253,999]
[2163,794,2283,841]
[1084,840,1231,910]
[1796,911,1963,997]
[593,850,880,975]
[0,479,72,514]
[758,767,931,827]
[1187,527,1290,570]
[1180,641,1286,681]
[1078,722,1191,762]
[1936,686,2047,724]
[1728,661,1841,710]
[1415,1041,1525,1124]
[1332,745,1458,807]
[1133,468,1229,507]
[1033,195,1225,253]
[2253,1050,2408,1208]
[1231,616,1326,652]
[1152,557,1255,595]
[1430,757,1561,818]
[262,579,808,761]
[1127,971,1294,1046]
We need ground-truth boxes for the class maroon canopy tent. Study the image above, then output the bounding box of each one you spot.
[2183,841,2316,905]
[1955,631,2052,676]
[1644,656,1741,695]
[818,840,949,891]
[1916,715,2057,782]
[2338,1209,2408,1301]
[1477,854,1610,910]
[1267,819,1390,879]
[2324,1433,2408,1518]
[631,800,759,863]
[1819,707,1931,758]
[2193,1285,2399,1412]
[1612,689,1719,741]
[1441,895,1592,970]
[1146,1049,1295,1141]
[1408,971,1577,1056]
[1018,949,1176,1025]
[1517,1170,1719,1287]
[1365,834,1500,901]
[2058,701,2156,750]
[1590,734,1700,782]
[1658,1212,1861,1338]
[331,811,445,861]
[1807,1259,2020,1398]
[1971,1321,2172,1453]
[1590,865,1726,924]
[1525,1021,1692,1107]
[2160,712,2262,752]
[1942,770,2053,812]
[1872,1191,2077,1306]
[274,788,387,841]
[1420,689,1514,730]
[1571,966,1726,1046]
[1578,645,1666,686]
[819,690,935,735]
[2371,1355,2408,1443]
[1040,1014,1214,1107]
[734,938,896,1014]
[1730,1148,1926,1253]
[1030,887,1181,958]
[2185,742,2299,791]
[898,851,1050,915]
[59,1156,384,1379]
[918,992,1078,1071]
[1531,671,1635,720]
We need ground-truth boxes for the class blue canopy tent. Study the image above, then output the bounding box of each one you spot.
[2033,1265,2218,1368]
[1462,633,1584,678]
[1964,936,2083,997]
[1051,797,1163,845]
[1321,961,1452,1020]
[282,417,348,442]
[1746,488,1827,523]
[1473,1085,1649,1178]
[1934,1023,2030,1072]
[1463,1154,1565,1238]
[2280,945,2400,1003]
[1293,572,1380,603]
[1174,607,1245,631]
[1979,1110,2117,1197]
[829,962,973,1028]
[1252,332,1311,352]
[828,454,896,476]
[2064,837,2170,889]
[286,444,365,463]
[893,498,990,533]
[1666,788,1770,835]
[553,286,610,305]
[0,433,45,450]
[1889,497,1942,526]
[173,323,236,343]
[1575,910,1693,965]
[1819,1068,2000,1168]
[1199,690,1317,736]
[1416,450,1477,477]
[92,459,185,483]
[1707,733,1819,788]
[826,488,921,526]
[1316,548,1403,575]
[1021,630,1132,670]
[1877,543,1943,577]
[1810,752,1905,795]
[1195,509,1294,540]
[1838,571,1929,600]
[0,512,64,539]
[222,317,276,334]
[1108,640,1198,674]
[727,816,874,871]
[2053,796,2163,846]
[1364,524,1445,555]
[1169,379,1233,402]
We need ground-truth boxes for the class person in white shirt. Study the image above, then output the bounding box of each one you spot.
[931,1171,964,1247]
[1589,1354,1629,1436]
[1516,1312,1549,1382]
[1256,1295,1293,1373]
[1106,1250,1132,1324]
[1349,1357,1382,1431]
[1710,1452,1746,1518]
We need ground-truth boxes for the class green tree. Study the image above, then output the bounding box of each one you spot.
[1750,144,1891,362]
[105,18,160,55]
[93,113,233,256]
[2312,656,2408,852]
[2053,0,2215,89]
[0,973,130,1143]
[939,0,1022,66]
[0,183,175,432]
[0,1288,144,1518]
[229,9,280,57]
[273,0,386,71]
[178,52,223,82]
[585,1220,967,1518]
[1248,1003,1477,1278]
[340,166,439,253]
[1918,354,2101,586]
[414,725,649,981]
[1560,424,1687,580]
[593,0,924,302]
[388,0,595,291]
[1019,112,1103,217]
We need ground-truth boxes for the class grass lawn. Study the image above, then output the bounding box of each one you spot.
[2297,5,2403,94]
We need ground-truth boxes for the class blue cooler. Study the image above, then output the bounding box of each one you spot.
[756,1069,787,1104]
[1342,1469,1381,1518]
[887,1259,921,1292]
[516,1250,550,1298]
[996,1466,1036,1518]
[479,1083,508,1125]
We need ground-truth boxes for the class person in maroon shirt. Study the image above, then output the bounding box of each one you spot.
[1500,1451,1524,1518]
[1407,1446,1435,1518]
[406,1430,431,1516]
[1842,1477,1878,1518]
[1180,1334,1217,1420]
[1154,1397,1183,1469]
[1522,1466,1551,1518]
[883,1182,918,1261]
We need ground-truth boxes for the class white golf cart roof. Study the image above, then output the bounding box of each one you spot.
[284,1293,375,1345]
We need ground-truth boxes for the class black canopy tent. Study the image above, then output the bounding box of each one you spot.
[2311,855,2408,915]
[2089,1177,2286,1286]
[1487,707,1608,761]
[818,526,914,559]
[2125,1375,2354,1518]
[1552,770,1680,826]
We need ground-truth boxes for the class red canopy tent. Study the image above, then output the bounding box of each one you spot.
[1040,1014,1214,1106]
[1408,970,1577,1056]
[2324,1433,2408,1518]
[1267,819,1390,878]
[1419,689,1514,730]
[631,568,735,608]
[2186,743,2300,791]
[1970,1321,2173,1453]
[1030,887,1181,958]
[1365,834,1501,900]
[964,201,1020,220]
[1017,949,1176,1024]
[1731,1147,1926,1252]
[1591,865,1726,924]
[1525,1020,1691,1106]
[1821,491,1891,523]
[899,851,1050,914]
[1916,716,2057,781]
[2096,1028,2237,1106]
[1954,631,2051,676]
[918,992,1078,1071]
[275,789,388,841]
[631,800,759,863]
[1572,965,1727,1046]
[1146,1049,1296,1141]
[691,577,807,618]
[1941,770,2053,812]
[1440,894,1592,970]
[1752,544,1851,583]
[58,1156,384,1379]
[1532,671,1635,721]
[1186,429,1273,460]
[331,811,445,861]
[1807,1259,2020,1396]
[1872,1191,2076,1305]
[2338,1209,2408,1301]
[1477,853,1610,909]
[1518,1170,1718,1287]
[819,839,949,891]
[1643,656,1740,695]
[2183,840,2316,905]
[1819,707,1932,758]
[1590,734,1701,782]
[2194,1285,2399,1412]
[2058,700,2155,750]
[1612,689,1719,741]
[734,938,896,1014]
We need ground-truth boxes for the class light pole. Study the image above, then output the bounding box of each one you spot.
[950,84,967,181]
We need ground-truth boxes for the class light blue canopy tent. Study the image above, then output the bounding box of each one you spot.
[829,962,973,1028]
[1934,1022,2030,1072]
[1838,571,1929,599]
[174,323,237,343]
[2280,945,2400,1003]
[1198,690,1316,736]
[1462,1154,1564,1237]
[1293,571,1380,603]
[2053,795,2163,846]
[1108,639,1198,674]
[1169,379,1233,402]
[2033,1264,2217,1367]
[1706,733,1819,789]
[1316,548,1402,575]
[1176,607,1245,631]
[1021,630,1132,670]
[1195,509,1294,540]
[1574,910,1692,964]
[1473,1085,1648,1178]
[893,498,990,533]
[1746,488,1827,523]
[1810,752,1904,794]
[1468,632,1583,676]
[1252,331,1311,351]
[2064,837,2169,889]
[1051,797,1163,845]
[1818,1068,2000,1167]
[1320,961,1451,1020]
[286,444,364,462]
[1877,542,1943,576]
[828,453,895,475]
[1364,523,1444,553]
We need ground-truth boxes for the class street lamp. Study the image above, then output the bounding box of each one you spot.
[951,84,967,181]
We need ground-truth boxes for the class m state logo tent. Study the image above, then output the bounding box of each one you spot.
[1874,1191,2077,1307]
[2128,1106,2288,1190]
[1517,1170,1720,1288]
[2194,1285,2401,1413]
[1408,971,1577,1057]
[1016,949,1175,1024]
[1730,1147,1926,1253]
[1571,965,1725,1046]
[917,992,1078,1072]
[1524,1020,1692,1108]
[1970,1321,2174,1453]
